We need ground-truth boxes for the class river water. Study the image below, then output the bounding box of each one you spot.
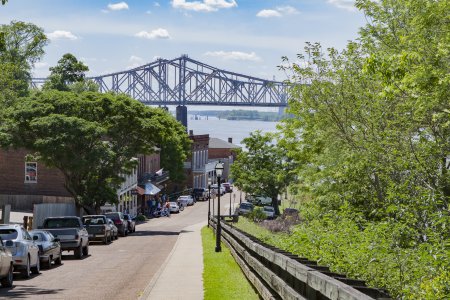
[187,115,280,147]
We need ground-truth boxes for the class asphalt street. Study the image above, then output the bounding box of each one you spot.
[0,200,212,300]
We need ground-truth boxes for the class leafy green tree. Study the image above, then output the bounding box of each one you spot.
[43,53,89,91]
[1,90,190,213]
[0,20,48,97]
[231,131,295,215]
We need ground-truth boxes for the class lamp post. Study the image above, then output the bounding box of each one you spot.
[215,162,224,253]
[207,177,212,227]
[229,191,232,215]
[233,194,236,214]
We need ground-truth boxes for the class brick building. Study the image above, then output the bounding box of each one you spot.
[208,137,240,181]
[0,148,73,211]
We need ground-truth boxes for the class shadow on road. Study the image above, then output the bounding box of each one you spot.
[0,286,65,298]
[132,230,188,236]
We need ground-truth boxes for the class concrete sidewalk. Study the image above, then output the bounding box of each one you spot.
[141,221,206,300]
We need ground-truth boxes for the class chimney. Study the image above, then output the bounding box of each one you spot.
[228,137,233,144]
[189,130,193,136]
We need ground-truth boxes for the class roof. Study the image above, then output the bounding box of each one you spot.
[209,138,241,149]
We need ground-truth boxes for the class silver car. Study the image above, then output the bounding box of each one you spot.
[0,224,40,278]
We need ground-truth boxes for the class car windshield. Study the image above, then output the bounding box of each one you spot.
[264,207,274,212]
[240,203,253,209]
[83,217,105,225]
[0,228,18,240]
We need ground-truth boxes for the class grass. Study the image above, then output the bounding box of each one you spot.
[201,226,260,300]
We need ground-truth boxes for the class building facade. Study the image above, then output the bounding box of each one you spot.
[0,149,73,211]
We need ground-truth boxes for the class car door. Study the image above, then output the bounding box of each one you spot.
[0,239,6,276]
[23,229,39,266]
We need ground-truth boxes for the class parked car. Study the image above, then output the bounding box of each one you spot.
[211,184,225,195]
[123,214,136,233]
[262,206,275,219]
[106,218,118,240]
[40,216,89,259]
[169,201,180,213]
[192,188,208,201]
[29,230,62,269]
[177,195,194,207]
[246,195,272,206]
[104,212,129,237]
[0,224,40,278]
[82,215,112,244]
[237,202,254,215]
[0,239,13,287]
[221,182,233,193]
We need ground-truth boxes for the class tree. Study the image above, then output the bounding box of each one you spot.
[1,0,7,5]
[279,0,449,236]
[0,20,48,97]
[43,53,89,91]
[231,131,295,215]
[1,90,191,213]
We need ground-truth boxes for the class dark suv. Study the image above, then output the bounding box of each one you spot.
[104,212,129,237]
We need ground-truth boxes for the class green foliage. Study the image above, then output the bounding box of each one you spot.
[43,53,90,91]
[1,90,190,212]
[202,226,259,300]
[246,207,266,223]
[274,0,450,298]
[0,20,48,97]
[231,131,296,215]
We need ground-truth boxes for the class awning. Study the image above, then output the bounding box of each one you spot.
[144,182,161,195]
[135,186,146,196]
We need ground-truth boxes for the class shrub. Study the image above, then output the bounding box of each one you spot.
[247,207,266,223]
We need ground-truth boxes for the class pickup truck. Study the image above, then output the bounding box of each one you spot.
[82,215,112,244]
[40,217,89,259]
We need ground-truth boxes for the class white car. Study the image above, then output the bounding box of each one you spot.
[169,201,180,213]
[210,184,226,196]
[178,195,194,206]
[0,224,40,278]
[263,206,275,219]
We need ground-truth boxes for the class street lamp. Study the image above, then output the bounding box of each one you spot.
[215,162,224,253]
[233,194,236,214]
[229,190,232,215]
[207,177,212,227]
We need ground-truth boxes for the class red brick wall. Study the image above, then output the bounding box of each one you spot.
[138,153,161,178]
[0,149,71,197]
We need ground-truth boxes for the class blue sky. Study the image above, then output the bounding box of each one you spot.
[1,0,365,81]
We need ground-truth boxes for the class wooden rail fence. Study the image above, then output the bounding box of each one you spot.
[209,217,391,300]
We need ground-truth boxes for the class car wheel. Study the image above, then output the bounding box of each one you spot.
[75,243,83,259]
[21,256,31,278]
[55,251,62,265]
[0,264,13,287]
[82,243,89,256]
[31,256,40,274]
[103,235,108,245]
[46,257,52,269]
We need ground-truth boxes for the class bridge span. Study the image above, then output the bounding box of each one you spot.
[32,55,289,127]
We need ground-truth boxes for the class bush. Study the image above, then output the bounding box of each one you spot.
[246,207,266,223]
[136,214,146,222]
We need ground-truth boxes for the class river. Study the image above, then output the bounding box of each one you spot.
[187,115,280,147]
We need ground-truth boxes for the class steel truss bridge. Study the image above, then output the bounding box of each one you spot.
[32,55,288,108]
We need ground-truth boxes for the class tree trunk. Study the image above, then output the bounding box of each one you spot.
[272,197,280,216]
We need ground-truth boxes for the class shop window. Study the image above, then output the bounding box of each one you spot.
[25,162,37,183]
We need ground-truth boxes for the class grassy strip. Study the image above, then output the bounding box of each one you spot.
[201,226,260,300]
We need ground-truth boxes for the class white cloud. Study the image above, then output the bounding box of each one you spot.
[204,51,261,61]
[127,55,145,69]
[171,0,237,12]
[327,0,357,12]
[154,2,161,7]
[135,28,171,39]
[276,6,299,15]
[46,30,78,40]
[256,6,299,18]
[256,10,282,18]
[107,2,129,11]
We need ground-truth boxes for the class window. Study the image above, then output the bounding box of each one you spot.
[25,162,37,183]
